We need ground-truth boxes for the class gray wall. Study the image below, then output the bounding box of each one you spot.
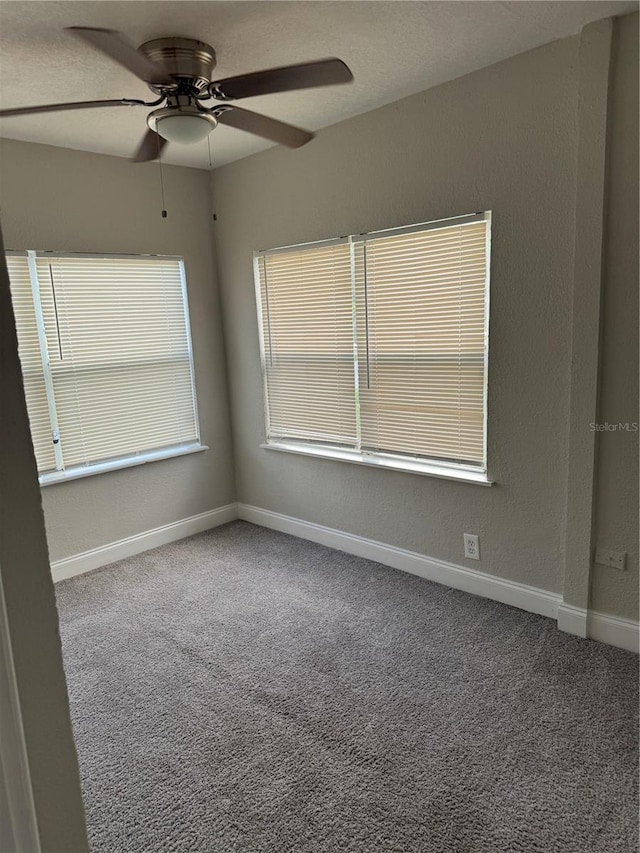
[0,139,235,562]
[591,13,639,619]
[211,19,638,619]
[212,35,579,596]
[0,224,89,851]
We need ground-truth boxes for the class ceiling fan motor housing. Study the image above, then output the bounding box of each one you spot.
[139,37,217,92]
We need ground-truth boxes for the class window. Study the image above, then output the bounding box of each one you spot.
[7,251,202,484]
[255,212,491,483]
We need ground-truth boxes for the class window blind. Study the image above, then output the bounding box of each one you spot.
[256,241,358,446]
[7,252,200,476]
[255,213,490,473]
[355,220,488,466]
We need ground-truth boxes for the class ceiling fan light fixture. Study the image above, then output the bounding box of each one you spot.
[149,107,217,144]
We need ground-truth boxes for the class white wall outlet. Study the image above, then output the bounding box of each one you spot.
[594,548,627,571]
[463,533,480,560]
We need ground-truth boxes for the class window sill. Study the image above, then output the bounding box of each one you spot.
[260,442,493,486]
[39,443,208,487]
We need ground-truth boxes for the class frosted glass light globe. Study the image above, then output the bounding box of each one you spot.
[156,113,215,144]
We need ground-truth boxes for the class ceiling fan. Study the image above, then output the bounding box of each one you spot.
[0,27,354,162]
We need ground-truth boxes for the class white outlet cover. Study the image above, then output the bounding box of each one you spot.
[464,533,480,560]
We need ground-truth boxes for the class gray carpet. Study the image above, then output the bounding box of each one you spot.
[55,521,639,853]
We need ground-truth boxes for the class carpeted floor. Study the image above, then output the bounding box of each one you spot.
[55,521,639,853]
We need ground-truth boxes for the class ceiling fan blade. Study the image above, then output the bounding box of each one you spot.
[210,58,353,101]
[215,106,313,148]
[67,27,173,86]
[0,98,147,118]
[132,129,168,163]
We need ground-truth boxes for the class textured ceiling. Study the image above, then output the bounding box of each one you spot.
[0,1,636,170]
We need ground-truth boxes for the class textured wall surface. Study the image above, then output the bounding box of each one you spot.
[561,18,613,613]
[211,36,581,595]
[591,13,639,619]
[0,140,235,561]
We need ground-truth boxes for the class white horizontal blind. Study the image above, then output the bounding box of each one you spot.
[256,213,490,472]
[7,252,199,474]
[257,242,358,446]
[5,255,56,472]
[356,220,488,466]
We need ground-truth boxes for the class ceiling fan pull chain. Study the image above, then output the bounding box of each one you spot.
[157,135,167,218]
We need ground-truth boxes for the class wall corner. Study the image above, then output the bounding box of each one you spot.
[562,17,613,612]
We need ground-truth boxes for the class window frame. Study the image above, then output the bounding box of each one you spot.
[7,249,206,486]
[254,212,493,485]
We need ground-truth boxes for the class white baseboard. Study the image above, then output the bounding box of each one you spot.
[237,503,561,620]
[50,500,638,654]
[588,610,639,654]
[239,505,639,653]
[558,603,639,653]
[557,602,588,638]
[51,503,239,582]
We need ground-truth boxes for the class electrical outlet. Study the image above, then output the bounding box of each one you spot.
[594,549,627,571]
[464,533,480,560]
